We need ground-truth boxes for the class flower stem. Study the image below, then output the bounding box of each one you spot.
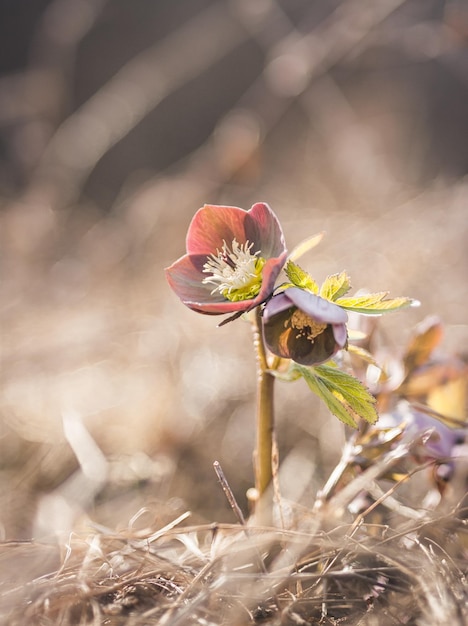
[252,306,275,525]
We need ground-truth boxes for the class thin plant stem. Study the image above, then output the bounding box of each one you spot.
[252,306,275,525]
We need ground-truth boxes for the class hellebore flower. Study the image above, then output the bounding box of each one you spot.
[263,287,348,365]
[379,402,465,463]
[165,203,287,315]
[378,401,466,492]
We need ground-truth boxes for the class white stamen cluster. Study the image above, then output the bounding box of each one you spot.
[202,239,261,296]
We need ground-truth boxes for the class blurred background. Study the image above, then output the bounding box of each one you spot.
[0,0,467,540]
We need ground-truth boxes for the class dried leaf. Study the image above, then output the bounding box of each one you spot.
[403,316,444,375]
[347,344,389,381]
[288,232,325,262]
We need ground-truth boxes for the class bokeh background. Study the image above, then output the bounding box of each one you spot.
[0,0,467,540]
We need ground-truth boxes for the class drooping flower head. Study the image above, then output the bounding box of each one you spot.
[263,287,348,366]
[166,203,287,315]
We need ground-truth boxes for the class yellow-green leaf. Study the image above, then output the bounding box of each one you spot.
[293,363,378,428]
[284,260,319,293]
[335,292,416,314]
[314,365,379,424]
[320,271,352,301]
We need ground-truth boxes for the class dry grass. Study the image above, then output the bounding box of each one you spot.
[1,496,467,624]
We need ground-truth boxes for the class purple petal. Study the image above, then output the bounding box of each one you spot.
[332,323,348,348]
[262,291,295,323]
[284,288,348,324]
[411,411,462,459]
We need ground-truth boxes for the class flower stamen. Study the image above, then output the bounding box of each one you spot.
[287,309,327,342]
[202,239,266,302]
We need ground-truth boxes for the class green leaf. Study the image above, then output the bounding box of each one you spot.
[284,260,319,293]
[319,271,352,301]
[293,363,378,428]
[288,232,324,262]
[335,292,416,314]
[314,364,379,425]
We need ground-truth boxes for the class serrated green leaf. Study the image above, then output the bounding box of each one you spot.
[295,365,359,428]
[314,364,379,424]
[335,292,415,314]
[319,271,352,301]
[288,232,325,262]
[292,363,378,428]
[284,260,319,293]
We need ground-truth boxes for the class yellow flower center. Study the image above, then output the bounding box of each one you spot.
[202,239,266,302]
[287,309,327,341]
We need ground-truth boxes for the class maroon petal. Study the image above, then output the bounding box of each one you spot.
[253,250,288,306]
[165,254,226,308]
[244,202,286,258]
[291,325,343,365]
[166,250,288,315]
[262,306,344,366]
[186,203,286,260]
[167,203,287,316]
[186,205,249,255]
